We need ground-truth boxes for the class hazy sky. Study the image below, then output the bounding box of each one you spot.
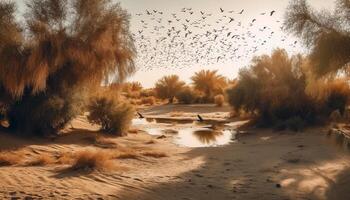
[120,0,334,87]
[14,0,334,88]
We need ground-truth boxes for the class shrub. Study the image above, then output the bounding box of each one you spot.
[176,87,199,104]
[214,95,225,107]
[140,89,156,98]
[0,0,135,136]
[155,75,185,103]
[87,97,134,136]
[70,149,114,171]
[8,89,86,135]
[141,96,156,105]
[227,49,350,130]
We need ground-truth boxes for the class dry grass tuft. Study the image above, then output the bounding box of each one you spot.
[145,140,156,144]
[57,151,75,165]
[0,151,23,166]
[70,149,115,172]
[115,151,139,159]
[25,153,56,166]
[141,151,168,158]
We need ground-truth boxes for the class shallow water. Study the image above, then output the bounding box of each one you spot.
[132,118,237,148]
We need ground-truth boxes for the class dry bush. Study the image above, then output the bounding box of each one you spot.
[141,151,168,158]
[0,0,135,135]
[25,153,56,166]
[155,75,185,103]
[57,151,75,165]
[115,152,139,159]
[141,96,156,105]
[140,89,156,98]
[214,95,225,107]
[0,151,23,166]
[191,70,228,102]
[70,149,115,171]
[87,96,135,136]
[176,87,199,104]
[227,49,350,130]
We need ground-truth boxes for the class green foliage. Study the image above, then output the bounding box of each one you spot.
[87,97,134,136]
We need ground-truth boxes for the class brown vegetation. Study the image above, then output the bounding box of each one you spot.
[69,149,115,172]
[0,0,135,135]
[214,95,225,107]
[191,70,227,102]
[25,154,56,166]
[155,75,185,103]
[0,151,23,166]
[226,49,350,130]
[87,96,135,136]
[141,151,168,158]
[176,87,200,104]
[284,0,350,76]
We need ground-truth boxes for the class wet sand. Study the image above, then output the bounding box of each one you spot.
[0,104,349,200]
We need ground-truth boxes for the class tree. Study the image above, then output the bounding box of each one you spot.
[227,49,350,129]
[0,0,135,135]
[155,75,185,103]
[284,0,350,76]
[191,70,227,101]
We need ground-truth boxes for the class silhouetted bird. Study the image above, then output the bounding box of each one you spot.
[197,115,204,122]
[137,112,144,119]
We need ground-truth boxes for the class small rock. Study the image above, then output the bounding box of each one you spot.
[275,183,281,188]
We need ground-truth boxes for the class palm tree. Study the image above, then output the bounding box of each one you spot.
[155,75,185,103]
[284,0,350,76]
[191,70,227,101]
[0,0,136,135]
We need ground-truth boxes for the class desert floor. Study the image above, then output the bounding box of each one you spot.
[0,104,349,200]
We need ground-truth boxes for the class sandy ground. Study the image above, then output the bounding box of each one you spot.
[0,104,349,200]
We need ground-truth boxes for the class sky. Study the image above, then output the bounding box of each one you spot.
[14,0,334,88]
[119,0,334,87]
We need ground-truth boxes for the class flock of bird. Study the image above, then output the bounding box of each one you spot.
[131,7,300,72]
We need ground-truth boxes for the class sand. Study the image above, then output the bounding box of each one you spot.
[0,104,349,200]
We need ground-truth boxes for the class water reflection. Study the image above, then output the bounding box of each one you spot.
[174,128,235,148]
[132,117,238,148]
